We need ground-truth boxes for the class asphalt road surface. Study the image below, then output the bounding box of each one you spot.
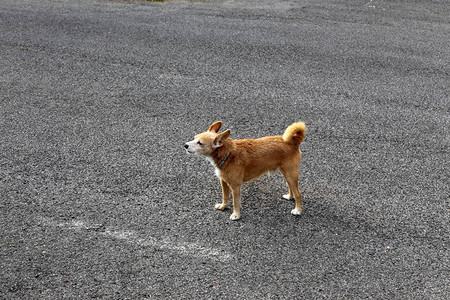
[1,0,449,298]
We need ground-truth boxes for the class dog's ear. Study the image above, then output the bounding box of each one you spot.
[213,129,230,148]
[208,121,222,133]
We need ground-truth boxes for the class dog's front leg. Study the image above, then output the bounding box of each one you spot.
[215,179,230,210]
[282,187,294,200]
[229,184,242,220]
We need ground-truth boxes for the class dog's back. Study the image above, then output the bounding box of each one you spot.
[230,122,306,182]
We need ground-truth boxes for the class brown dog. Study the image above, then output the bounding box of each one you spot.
[184,121,306,220]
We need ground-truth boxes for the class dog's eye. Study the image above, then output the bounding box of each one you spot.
[197,141,203,146]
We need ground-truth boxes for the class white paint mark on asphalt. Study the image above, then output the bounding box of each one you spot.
[38,217,232,262]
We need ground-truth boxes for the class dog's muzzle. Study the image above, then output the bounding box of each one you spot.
[184,144,194,154]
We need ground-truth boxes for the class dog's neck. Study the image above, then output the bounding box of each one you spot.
[210,141,232,169]
[217,151,230,168]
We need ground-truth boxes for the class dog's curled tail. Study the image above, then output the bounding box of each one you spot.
[283,122,306,146]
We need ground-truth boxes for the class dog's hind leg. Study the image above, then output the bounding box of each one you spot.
[280,166,302,215]
[215,179,230,211]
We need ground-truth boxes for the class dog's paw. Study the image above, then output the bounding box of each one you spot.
[230,214,240,221]
[282,194,293,200]
[291,208,302,216]
[215,203,226,210]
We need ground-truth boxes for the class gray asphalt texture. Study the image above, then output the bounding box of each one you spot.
[1,0,449,298]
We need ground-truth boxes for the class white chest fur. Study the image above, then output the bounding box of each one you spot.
[214,167,221,178]
[206,157,221,178]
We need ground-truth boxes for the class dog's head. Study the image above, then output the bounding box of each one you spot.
[184,121,230,156]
